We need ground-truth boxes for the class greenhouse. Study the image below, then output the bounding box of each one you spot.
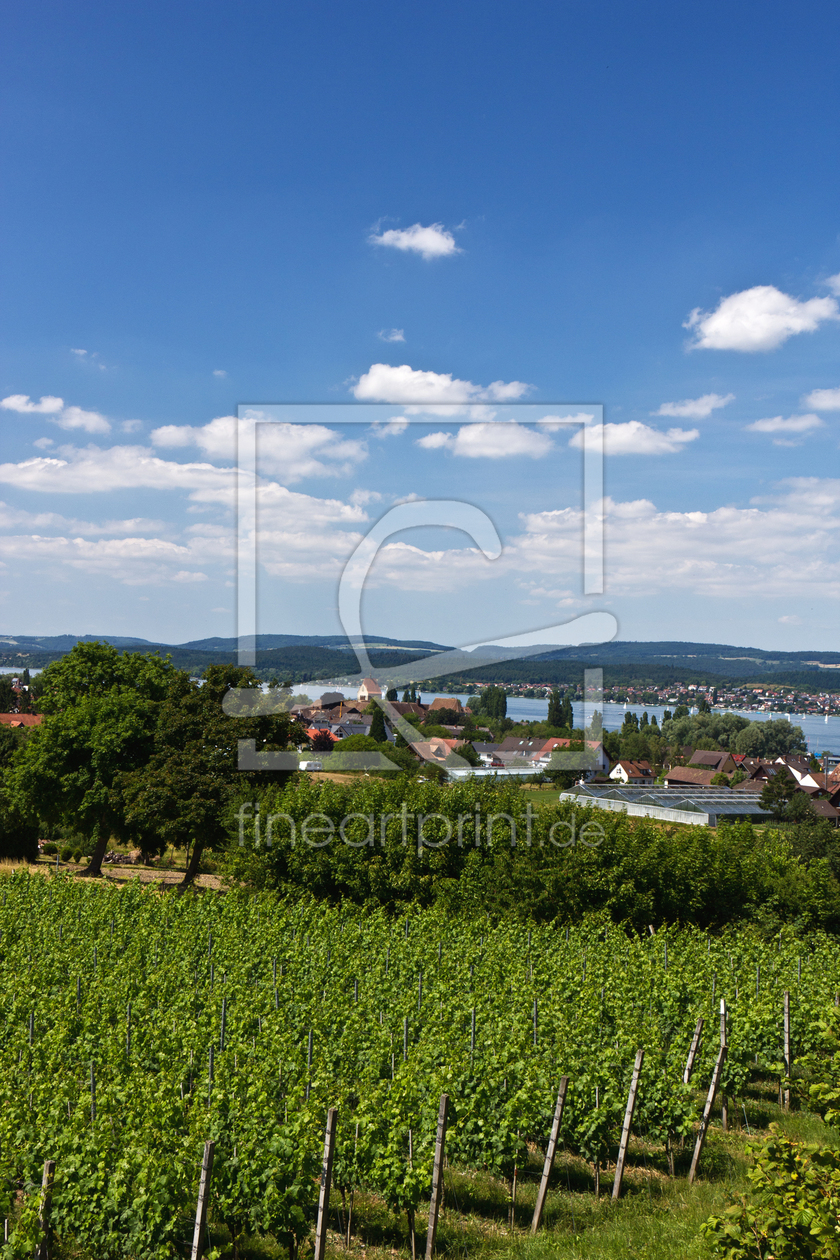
[559,784,773,827]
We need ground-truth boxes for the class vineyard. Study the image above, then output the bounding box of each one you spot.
[0,870,838,1259]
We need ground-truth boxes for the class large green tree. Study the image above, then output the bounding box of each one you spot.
[7,687,164,874]
[119,664,300,887]
[7,643,176,875]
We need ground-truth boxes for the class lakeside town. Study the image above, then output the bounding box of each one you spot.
[282,675,840,829]
[307,673,840,717]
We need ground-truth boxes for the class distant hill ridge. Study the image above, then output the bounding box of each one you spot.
[1,634,838,689]
[0,633,452,653]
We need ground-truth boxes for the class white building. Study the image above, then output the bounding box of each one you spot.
[357,677,382,702]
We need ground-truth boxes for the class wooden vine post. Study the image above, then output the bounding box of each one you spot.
[314,1107,338,1260]
[190,1141,215,1260]
[683,1018,704,1084]
[780,987,790,1108]
[425,1094,449,1259]
[719,999,728,1131]
[688,1045,727,1184]
[612,1049,644,1200]
[531,1076,569,1232]
[34,1159,55,1260]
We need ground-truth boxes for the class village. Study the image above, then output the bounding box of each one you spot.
[287,676,840,828]
[469,678,840,717]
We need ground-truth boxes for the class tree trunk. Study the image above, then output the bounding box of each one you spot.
[79,831,110,877]
[178,838,204,890]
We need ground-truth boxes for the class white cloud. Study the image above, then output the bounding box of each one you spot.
[417,421,552,459]
[778,614,802,625]
[685,285,839,352]
[0,445,231,496]
[826,273,840,297]
[33,437,54,449]
[537,412,595,431]
[378,329,405,343]
[352,363,531,415]
[368,222,460,260]
[745,413,824,445]
[654,392,734,418]
[0,394,110,433]
[151,415,366,481]
[213,369,227,378]
[0,500,168,537]
[416,431,455,450]
[0,448,375,587]
[803,387,840,411]
[508,479,840,602]
[70,349,87,357]
[350,489,382,507]
[0,533,211,586]
[1,394,64,414]
[370,416,410,437]
[121,419,143,433]
[569,421,699,455]
[54,406,111,434]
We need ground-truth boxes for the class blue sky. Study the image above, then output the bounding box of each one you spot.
[1,0,839,650]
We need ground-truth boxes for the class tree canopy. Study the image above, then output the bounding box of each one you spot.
[659,711,806,756]
[119,665,299,885]
[6,645,302,882]
[6,687,161,872]
[35,640,174,712]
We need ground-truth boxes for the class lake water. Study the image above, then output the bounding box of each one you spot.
[6,671,836,750]
[415,694,840,755]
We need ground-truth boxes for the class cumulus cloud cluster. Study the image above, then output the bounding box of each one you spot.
[508,480,840,603]
[151,416,366,482]
[417,421,552,459]
[569,421,698,456]
[2,425,837,607]
[685,285,839,352]
[804,386,840,411]
[368,223,460,260]
[352,363,531,416]
[2,394,112,434]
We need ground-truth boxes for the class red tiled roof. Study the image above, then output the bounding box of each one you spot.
[664,767,717,787]
[0,713,41,727]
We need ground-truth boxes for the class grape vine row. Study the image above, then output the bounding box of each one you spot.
[0,871,836,1258]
